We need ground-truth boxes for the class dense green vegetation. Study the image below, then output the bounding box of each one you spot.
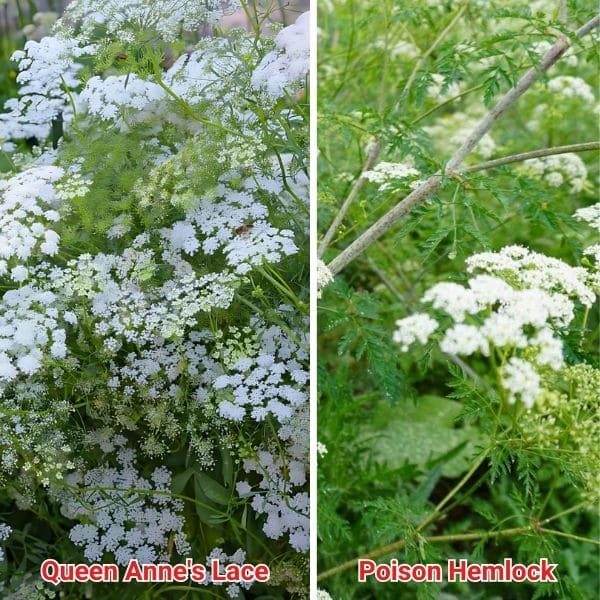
[317,2,599,598]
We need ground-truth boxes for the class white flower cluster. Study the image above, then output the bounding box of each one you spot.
[501,357,541,408]
[522,153,588,192]
[63,432,190,565]
[547,76,596,103]
[214,316,308,425]
[0,36,90,141]
[317,442,328,457]
[317,259,334,298]
[48,245,238,348]
[108,333,217,404]
[211,309,309,551]
[252,12,310,99]
[80,37,257,130]
[63,0,240,42]
[0,383,73,487]
[237,445,309,552]
[363,161,420,191]
[162,176,298,276]
[392,314,438,351]
[200,547,252,598]
[0,166,64,273]
[576,203,600,287]
[81,74,165,124]
[394,245,598,408]
[575,203,600,231]
[466,245,595,307]
[0,285,73,383]
[583,244,600,267]
[0,522,11,562]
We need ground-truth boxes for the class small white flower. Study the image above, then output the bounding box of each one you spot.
[501,358,541,408]
[575,203,600,232]
[393,314,438,351]
[317,442,328,457]
[317,259,334,298]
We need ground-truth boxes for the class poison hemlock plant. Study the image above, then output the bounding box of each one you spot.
[317,1,599,598]
[0,2,309,598]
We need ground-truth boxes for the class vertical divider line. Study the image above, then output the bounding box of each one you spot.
[309,4,318,597]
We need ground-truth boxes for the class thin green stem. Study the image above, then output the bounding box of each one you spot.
[317,499,593,581]
[396,2,469,108]
[410,83,486,126]
[541,501,590,525]
[152,72,236,136]
[539,527,600,546]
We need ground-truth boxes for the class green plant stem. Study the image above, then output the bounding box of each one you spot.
[539,528,599,545]
[433,448,490,514]
[318,141,380,257]
[463,141,600,174]
[327,139,600,274]
[152,72,236,136]
[426,526,530,544]
[317,498,595,581]
[410,83,486,126]
[64,483,275,558]
[395,2,469,108]
[541,501,590,524]
[258,265,305,311]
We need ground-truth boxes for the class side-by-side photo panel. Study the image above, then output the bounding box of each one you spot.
[0,1,309,598]
[317,1,599,599]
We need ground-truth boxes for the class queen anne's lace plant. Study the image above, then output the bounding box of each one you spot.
[200,547,253,599]
[0,383,73,487]
[80,75,166,124]
[0,166,65,270]
[62,433,190,565]
[0,285,73,382]
[215,312,309,552]
[238,445,309,552]
[61,0,241,42]
[252,12,310,99]
[48,246,239,346]
[0,37,91,141]
[0,1,309,594]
